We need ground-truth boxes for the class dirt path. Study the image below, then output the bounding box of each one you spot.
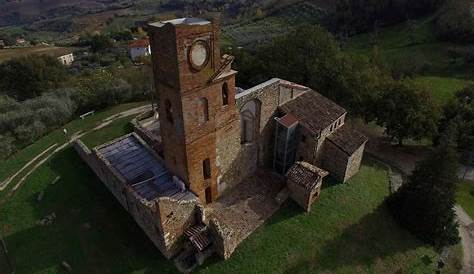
[0,144,58,191]
[2,104,151,197]
[455,206,474,274]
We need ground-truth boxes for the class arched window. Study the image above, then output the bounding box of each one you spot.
[198,98,209,124]
[203,158,211,179]
[222,82,229,106]
[240,99,260,144]
[165,100,173,124]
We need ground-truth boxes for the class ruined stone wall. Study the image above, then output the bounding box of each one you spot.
[344,142,366,182]
[207,217,236,259]
[131,119,162,156]
[216,79,281,194]
[73,139,200,259]
[320,140,349,182]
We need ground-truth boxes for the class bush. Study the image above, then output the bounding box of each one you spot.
[0,134,17,160]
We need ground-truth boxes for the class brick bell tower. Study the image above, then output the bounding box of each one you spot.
[148,17,237,204]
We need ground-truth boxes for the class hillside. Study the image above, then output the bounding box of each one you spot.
[346,16,473,104]
[0,0,132,27]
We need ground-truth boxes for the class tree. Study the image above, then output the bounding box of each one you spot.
[0,55,68,100]
[374,81,439,145]
[78,34,113,53]
[435,0,474,43]
[230,25,390,119]
[387,144,460,249]
[437,85,474,153]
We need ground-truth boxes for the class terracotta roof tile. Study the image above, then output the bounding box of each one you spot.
[327,124,368,155]
[279,91,346,134]
[129,38,150,48]
[286,161,328,190]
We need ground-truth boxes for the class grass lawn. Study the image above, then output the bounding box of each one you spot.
[0,123,461,274]
[457,180,474,219]
[413,76,472,105]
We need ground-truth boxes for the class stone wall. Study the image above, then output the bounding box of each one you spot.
[320,140,349,182]
[287,178,322,212]
[216,79,282,194]
[207,217,236,259]
[131,115,162,156]
[344,142,366,182]
[73,139,200,259]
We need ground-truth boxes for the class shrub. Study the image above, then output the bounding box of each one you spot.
[0,134,16,160]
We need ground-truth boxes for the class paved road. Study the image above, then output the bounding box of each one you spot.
[455,205,474,274]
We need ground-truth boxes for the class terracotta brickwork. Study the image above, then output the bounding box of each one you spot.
[148,18,237,203]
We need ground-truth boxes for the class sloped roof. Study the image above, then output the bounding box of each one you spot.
[279,91,346,134]
[129,38,150,48]
[286,161,329,190]
[327,124,368,156]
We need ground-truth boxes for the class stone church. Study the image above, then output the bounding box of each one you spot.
[74,17,368,272]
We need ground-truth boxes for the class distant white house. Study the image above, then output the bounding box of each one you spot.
[128,37,151,61]
[15,38,26,45]
[57,52,74,66]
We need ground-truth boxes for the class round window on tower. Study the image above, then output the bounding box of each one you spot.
[188,40,210,71]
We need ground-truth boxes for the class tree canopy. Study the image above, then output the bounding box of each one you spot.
[0,55,68,101]
[387,144,460,249]
[437,85,474,152]
[373,80,439,145]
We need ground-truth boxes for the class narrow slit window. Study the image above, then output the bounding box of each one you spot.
[199,97,209,124]
[203,158,211,179]
[165,100,173,124]
[222,82,229,105]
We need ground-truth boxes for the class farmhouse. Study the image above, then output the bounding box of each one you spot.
[56,52,74,66]
[74,17,367,272]
[128,37,151,61]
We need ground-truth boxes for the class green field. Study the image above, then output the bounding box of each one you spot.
[0,104,461,273]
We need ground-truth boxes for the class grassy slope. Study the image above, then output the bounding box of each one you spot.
[1,131,461,274]
[0,102,147,185]
[0,46,78,63]
[198,161,441,274]
[457,180,474,219]
[347,16,473,105]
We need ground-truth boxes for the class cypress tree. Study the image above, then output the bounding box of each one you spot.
[387,143,460,249]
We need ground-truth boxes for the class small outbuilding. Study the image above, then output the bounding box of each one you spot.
[129,37,151,61]
[286,161,329,212]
